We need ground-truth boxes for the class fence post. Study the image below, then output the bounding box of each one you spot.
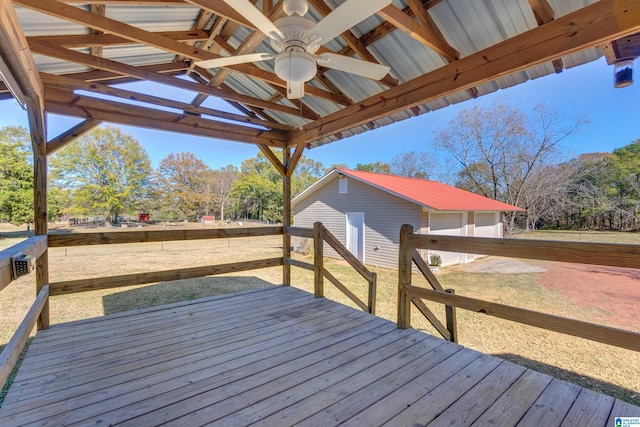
[398,224,413,329]
[368,272,377,314]
[445,288,458,343]
[313,222,324,298]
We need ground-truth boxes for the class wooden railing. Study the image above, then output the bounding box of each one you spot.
[397,224,640,352]
[47,226,284,295]
[286,222,377,314]
[0,236,49,389]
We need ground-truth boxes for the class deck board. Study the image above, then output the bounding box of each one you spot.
[0,285,637,426]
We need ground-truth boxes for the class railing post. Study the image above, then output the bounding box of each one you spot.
[398,224,413,329]
[445,288,458,343]
[313,222,324,298]
[368,272,377,314]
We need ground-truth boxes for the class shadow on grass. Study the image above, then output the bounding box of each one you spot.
[495,352,640,406]
[101,276,276,315]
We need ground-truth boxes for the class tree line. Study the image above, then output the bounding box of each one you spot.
[1,98,638,232]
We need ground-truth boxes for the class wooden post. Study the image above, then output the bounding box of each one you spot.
[398,224,413,329]
[368,272,377,314]
[313,222,323,298]
[282,148,291,286]
[28,103,49,330]
[445,288,458,343]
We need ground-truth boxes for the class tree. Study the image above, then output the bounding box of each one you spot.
[391,151,437,179]
[432,99,587,231]
[154,152,211,221]
[0,126,33,224]
[208,165,239,221]
[356,161,392,174]
[50,126,153,223]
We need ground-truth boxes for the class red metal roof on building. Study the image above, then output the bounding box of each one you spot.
[337,169,523,212]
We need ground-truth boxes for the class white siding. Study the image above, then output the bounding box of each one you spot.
[293,175,422,269]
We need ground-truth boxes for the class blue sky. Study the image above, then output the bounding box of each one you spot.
[1,57,638,170]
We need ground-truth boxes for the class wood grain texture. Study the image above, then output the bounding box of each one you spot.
[49,257,283,295]
[0,286,635,426]
[407,286,640,352]
[0,285,48,390]
[409,234,640,269]
[48,226,283,247]
[0,236,47,292]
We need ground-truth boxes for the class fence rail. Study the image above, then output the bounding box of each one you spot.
[398,223,640,352]
[286,223,377,314]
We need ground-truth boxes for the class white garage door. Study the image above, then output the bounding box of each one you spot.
[473,212,498,260]
[429,213,464,266]
[475,212,498,238]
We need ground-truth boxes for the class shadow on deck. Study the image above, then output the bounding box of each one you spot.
[0,286,639,426]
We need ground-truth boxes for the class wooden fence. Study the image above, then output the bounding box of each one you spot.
[397,224,640,352]
[0,236,49,389]
[286,222,377,314]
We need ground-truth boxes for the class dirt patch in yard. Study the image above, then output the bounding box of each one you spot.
[535,262,640,331]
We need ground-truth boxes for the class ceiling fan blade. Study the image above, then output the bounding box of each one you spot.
[287,80,305,99]
[308,0,392,44]
[316,53,390,80]
[223,0,284,40]
[195,53,275,69]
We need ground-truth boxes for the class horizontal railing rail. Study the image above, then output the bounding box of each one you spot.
[398,224,640,352]
[286,223,377,314]
[48,226,284,247]
[0,235,47,292]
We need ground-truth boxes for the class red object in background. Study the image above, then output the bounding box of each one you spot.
[138,213,150,222]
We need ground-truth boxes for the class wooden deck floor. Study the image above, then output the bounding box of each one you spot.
[1,285,638,426]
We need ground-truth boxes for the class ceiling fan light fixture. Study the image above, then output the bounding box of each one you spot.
[274,50,317,83]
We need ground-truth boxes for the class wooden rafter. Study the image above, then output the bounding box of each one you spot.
[46,118,103,155]
[89,4,105,58]
[307,0,397,88]
[45,86,288,146]
[527,0,563,73]
[377,4,459,62]
[288,0,640,147]
[27,30,210,49]
[29,40,315,119]
[41,73,293,131]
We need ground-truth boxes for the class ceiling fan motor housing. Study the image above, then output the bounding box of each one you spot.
[283,0,308,16]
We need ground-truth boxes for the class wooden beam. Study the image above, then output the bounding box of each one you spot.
[528,0,564,73]
[30,41,312,118]
[16,0,292,89]
[41,73,292,131]
[183,0,257,29]
[89,4,105,57]
[378,4,459,62]
[27,30,210,48]
[46,118,103,155]
[307,0,397,88]
[282,148,292,286]
[0,0,44,105]
[258,145,286,176]
[289,0,640,146]
[45,88,289,146]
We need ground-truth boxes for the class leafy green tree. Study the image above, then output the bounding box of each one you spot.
[50,126,153,223]
[0,126,33,224]
[356,161,392,174]
[154,152,210,221]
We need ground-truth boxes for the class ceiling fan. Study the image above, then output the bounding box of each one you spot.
[195,0,392,99]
